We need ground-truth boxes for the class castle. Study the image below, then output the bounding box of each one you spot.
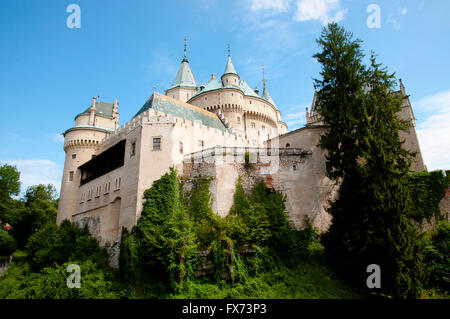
[56,42,426,247]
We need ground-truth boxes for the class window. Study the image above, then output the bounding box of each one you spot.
[131,142,136,157]
[72,154,76,159]
[179,141,183,153]
[69,171,74,181]
[262,125,266,131]
[251,122,255,129]
[91,155,96,159]
[286,143,291,147]
[205,96,207,100]
[293,165,297,171]
[198,140,204,148]
[153,137,161,151]
[249,100,252,104]
[95,185,101,197]
[114,177,121,191]
[237,117,241,124]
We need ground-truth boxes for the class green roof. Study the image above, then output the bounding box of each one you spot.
[168,57,198,90]
[262,85,277,108]
[77,101,114,119]
[223,55,237,75]
[134,93,227,132]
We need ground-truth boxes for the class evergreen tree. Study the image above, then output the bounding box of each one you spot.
[315,23,425,298]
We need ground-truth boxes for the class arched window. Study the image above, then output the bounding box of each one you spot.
[286,143,290,147]
[237,116,241,124]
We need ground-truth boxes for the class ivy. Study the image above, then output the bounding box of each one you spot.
[408,170,449,223]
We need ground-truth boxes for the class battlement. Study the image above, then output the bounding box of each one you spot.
[99,106,250,152]
[183,146,310,163]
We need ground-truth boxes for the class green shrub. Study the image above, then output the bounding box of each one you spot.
[426,220,450,291]
[409,170,449,223]
[25,220,108,272]
[0,229,16,258]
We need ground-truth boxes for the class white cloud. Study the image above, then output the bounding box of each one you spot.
[415,90,450,170]
[0,159,62,195]
[250,0,291,13]
[388,7,408,30]
[50,133,64,143]
[294,0,347,25]
[283,104,308,130]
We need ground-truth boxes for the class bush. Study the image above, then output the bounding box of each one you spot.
[25,220,109,272]
[426,220,450,291]
[0,229,16,258]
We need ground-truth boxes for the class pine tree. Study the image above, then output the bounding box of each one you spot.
[315,23,426,298]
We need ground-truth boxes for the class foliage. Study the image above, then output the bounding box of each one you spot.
[25,220,109,272]
[0,183,57,249]
[0,164,21,202]
[315,23,426,298]
[0,229,16,258]
[425,220,450,291]
[0,260,119,299]
[408,170,449,223]
[119,168,198,290]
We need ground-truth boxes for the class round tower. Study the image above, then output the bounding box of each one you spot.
[57,97,119,225]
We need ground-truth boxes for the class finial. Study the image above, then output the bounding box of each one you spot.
[262,65,267,88]
[184,35,187,56]
[227,44,230,56]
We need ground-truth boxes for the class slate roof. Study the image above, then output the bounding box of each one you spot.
[223,55,238,75]
[168,56,198,90]
[77,101,115,119]
[134,93,227,132]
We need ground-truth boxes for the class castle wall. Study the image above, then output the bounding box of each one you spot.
[182,143,334,232]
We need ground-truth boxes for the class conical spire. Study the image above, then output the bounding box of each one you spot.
[261,66,276,107]
[223,44,238,75]
[169,36,198,89]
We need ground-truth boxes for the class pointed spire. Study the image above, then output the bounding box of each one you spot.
[261,66,276,107]
[169,36,198,89]
[222,44,238,76]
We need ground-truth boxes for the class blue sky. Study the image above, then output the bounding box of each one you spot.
[1,0,449,194]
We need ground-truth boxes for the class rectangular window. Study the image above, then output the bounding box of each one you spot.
[251,122,255,129]
[153,137,161,151]
[72,154,76,159]
[198,140,204,148]
[179,141,183,153]
[131,142,136,157]
[69,171,74,181]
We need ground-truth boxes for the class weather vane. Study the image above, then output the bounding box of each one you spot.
[227,44,230,56]
[184,35,187,55]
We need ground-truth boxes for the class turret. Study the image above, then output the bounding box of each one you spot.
[221,46,240,87]
[165,36,198,102]
[56,97,118,225]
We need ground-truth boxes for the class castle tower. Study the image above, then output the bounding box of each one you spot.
[219,48,245,135]
[165,36,198,102]
[57,97,119,225]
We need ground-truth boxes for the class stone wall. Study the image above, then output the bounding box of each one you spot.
[182,146,334,232]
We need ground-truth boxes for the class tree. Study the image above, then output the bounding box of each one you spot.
[0,229,16,258]
[315,23,426,298]
[24,184,57,206]
[0,164,20,202]
[120,168,198,289]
